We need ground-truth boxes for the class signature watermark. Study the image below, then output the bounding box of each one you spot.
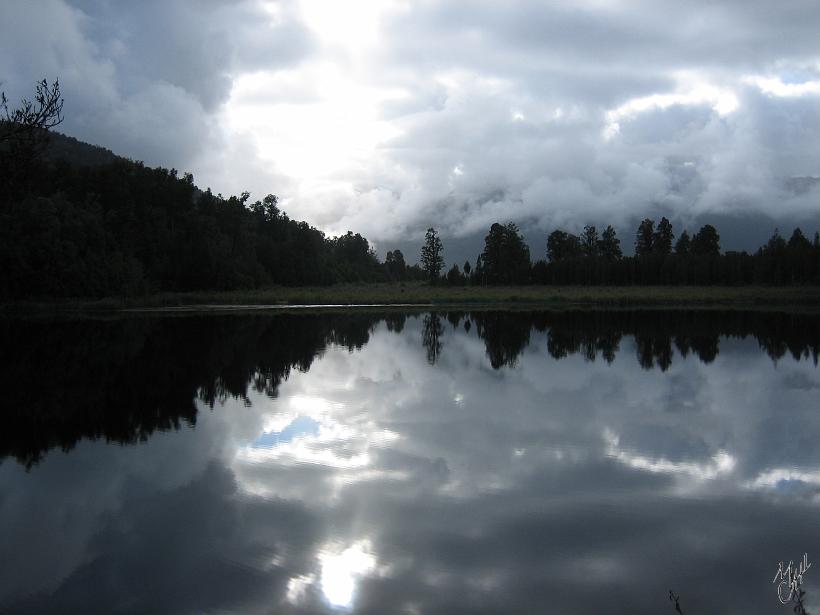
[773,553,812,606]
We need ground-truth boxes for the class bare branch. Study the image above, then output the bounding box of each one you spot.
[0,78,64,147]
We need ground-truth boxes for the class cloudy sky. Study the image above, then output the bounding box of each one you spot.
[2,0,820,258]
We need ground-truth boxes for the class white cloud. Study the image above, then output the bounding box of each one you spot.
[744,75,820,98]
[3,0,820,246]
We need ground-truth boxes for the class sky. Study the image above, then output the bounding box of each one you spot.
[2,0,820,260]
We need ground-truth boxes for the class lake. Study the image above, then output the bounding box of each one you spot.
[1,309,819,614]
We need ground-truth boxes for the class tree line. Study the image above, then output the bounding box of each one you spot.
[1,80,429,299]
[420,217,820,286]
[0,156,429,298]
[3,79,819,299]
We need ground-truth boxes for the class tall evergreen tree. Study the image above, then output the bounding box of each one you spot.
[445,264,464,286]
[653,217,674,255]
[597,225,622,260]
[674,230,691,255]
[635,218,655,257]
[788,228,812,251]
[766,228,786,255]
[420,227,444,283]
[691,224,721,256]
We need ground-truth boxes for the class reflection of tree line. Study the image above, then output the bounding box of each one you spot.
[0,313,383,468]
[2,310,819,466]
[421,310,820,370]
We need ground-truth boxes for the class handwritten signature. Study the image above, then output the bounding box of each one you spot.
[773,553,812,605]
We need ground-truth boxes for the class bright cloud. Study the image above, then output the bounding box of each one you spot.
[3,0,820,253]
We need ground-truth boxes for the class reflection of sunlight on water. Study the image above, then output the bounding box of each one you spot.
[235,389,402,498]
[319,540,376,609]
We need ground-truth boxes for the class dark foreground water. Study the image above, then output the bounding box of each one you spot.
[1,309,819,615]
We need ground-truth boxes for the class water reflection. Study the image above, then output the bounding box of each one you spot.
[0,313,385,467]
[422,312,444,365]
[1,309,819,614]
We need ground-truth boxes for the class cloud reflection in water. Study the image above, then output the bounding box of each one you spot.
[1,310,820,614]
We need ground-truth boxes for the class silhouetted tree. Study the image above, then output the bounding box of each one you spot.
[635,218,655,257]
[472,312,532,368]
[767,228,787,255]
[581,225,599,257]
[478,222,531,284]
[384,313,407,333]
[674,230,691,256]
[0,78,64,145]
[788,228,812,251]
[385,249,407,280]
[691,224,720,256]
[547,230,582,262]
[1,78,64,202]
[446,263,465,286]
[654,217,674,255]
[598,225,622,260]
[420,227,444,283]
[422,312,444,364]
[331,231,382,282]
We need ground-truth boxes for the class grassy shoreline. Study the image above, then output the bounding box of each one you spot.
[5,283,820,314]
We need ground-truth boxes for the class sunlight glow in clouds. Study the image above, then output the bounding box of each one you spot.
[221,0,407,212]
[319,540,377,608]
[226,68,401,187]
[299,0,395,53]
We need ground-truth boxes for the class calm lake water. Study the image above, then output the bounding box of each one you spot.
[1,309,819,615]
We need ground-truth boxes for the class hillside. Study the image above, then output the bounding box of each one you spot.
[1,129,412,300]
[44,130,120,167]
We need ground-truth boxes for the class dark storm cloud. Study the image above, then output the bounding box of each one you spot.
[382,0,820,76]
[1,0,314,170]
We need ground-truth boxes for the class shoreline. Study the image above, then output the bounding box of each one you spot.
[4,284,820,315]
